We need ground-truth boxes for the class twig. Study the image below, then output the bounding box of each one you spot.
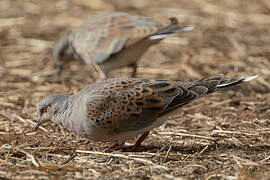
[206,174,237,180]
[185,164,207,170]
[0,158,13,166]
[0,17,25,26]
[14,147,40,167]
[232,155,260,167]
[60,153,77,165]
[0,101,15,108]
[164,144,172,161]
[128,153,156,158]
[209,99,232,108]
[157,132,215,140]
[260,155,270,163]
[75,149,168,170]
[0,111,25,123]
[198,145,209,155]
[257,77,270,89]
[212,130,258,136]
[186,113,211,120]
[28,154,40,167]
[0,111,48,132]
[106,157,114,165]
[25,147,72,151]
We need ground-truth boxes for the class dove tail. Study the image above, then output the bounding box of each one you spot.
[149,25,194,40]
[149,17,194,40]
[162,74,257,114]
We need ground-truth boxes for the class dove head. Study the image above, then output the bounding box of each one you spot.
[35,94,68,131]
[53,35,74,72]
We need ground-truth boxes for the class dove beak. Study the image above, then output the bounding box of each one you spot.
[34,118,42,131]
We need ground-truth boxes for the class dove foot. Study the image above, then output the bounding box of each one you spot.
[103,141,125,153]
[122,131,150,152]
[103,131,150,152]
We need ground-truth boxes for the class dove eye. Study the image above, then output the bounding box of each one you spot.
[40,107,47,115]
[40,105,50,115]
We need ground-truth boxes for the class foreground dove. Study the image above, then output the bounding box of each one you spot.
[53,12,194,78]
[34,74,257,152]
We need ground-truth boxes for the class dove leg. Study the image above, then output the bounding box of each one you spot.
[56,60,64,75]
[82,57,107,79]
[122,131,150,152]
[91,61,107,79]
[133,131,150,148]
[103,132,150,152]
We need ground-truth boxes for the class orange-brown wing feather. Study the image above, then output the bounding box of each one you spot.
[85,79,185,132]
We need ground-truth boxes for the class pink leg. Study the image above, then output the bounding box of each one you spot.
[103,131,150,152]
[122,131,150,152]
[134,131,150,147]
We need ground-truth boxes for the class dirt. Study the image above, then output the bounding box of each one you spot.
[0,0,269,179]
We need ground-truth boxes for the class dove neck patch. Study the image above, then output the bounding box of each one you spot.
[58,99,69,117]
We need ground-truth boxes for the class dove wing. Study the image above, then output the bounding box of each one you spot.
[71,12,164,64]
[84,77,222,133]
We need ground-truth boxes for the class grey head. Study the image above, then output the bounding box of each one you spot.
[35,94,69,131]
[53,35,75,73]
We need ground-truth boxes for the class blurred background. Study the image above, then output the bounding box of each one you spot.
[0,0,269,179]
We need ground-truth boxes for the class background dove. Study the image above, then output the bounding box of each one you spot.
[34,74,257,152]
[53,12,194,78]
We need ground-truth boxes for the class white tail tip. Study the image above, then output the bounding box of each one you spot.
[243,75,258,82]
[149,34,168,40]
[181,26,195,31]
[149,25,195,40]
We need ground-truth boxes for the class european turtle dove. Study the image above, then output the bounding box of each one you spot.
[53,12,194,78]
[34,74,257,152]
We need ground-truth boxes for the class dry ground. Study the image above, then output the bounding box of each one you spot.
[0,0,270,179]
